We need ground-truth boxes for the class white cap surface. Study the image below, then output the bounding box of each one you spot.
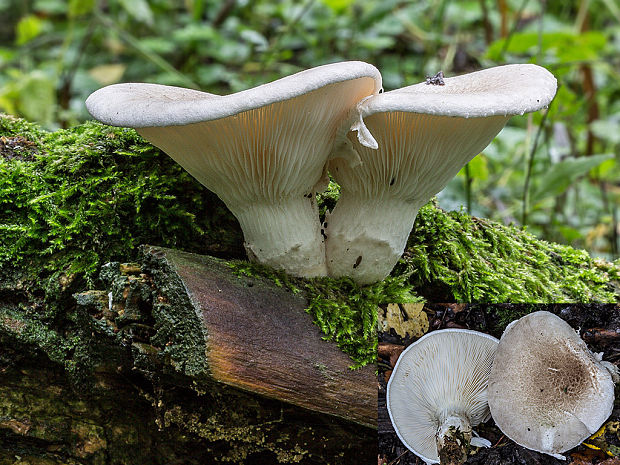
[358,64,556,120]
[488,311,616,457]
[86,61,382,127]
[387,329,499,464]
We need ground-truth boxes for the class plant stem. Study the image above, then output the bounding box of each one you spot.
[500,0,530,58]
[522,108,549,226]
[464,163,472,214]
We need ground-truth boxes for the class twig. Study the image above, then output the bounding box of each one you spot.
[521,106,550,225]
[500,0,530,58]
[387,449,408,465]
[58,18,96,127]
[478,0,493,44]
[464,162,472,214]
[598,182,619,258]
[212,0,236,28]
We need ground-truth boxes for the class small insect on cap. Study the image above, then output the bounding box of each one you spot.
[488,311,617,459]
[425,71,445,86]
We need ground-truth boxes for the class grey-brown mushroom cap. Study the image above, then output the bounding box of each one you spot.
[488,311,616,457]
[85,61,382,128]
[387,329,499,464]
[357,63,557,119]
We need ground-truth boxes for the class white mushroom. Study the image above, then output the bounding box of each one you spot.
[86,61,382,277]
[386,329,499,465]
[325,64,557,284]
[488,311,617,460]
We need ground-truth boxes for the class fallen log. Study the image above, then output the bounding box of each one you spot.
[139,245,376,427]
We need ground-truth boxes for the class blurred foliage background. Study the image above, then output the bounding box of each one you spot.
[0,0,618,260]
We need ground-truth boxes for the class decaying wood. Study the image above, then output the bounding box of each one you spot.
[143,245,376,427]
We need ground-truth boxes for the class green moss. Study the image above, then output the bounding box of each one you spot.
[0,114,241,296]
[228,260,422,368]
[1,115,618,376]
[403,201,620,302]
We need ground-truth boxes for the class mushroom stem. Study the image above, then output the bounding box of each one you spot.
[235,196,327,277]
[436,414,473,465]
[325,194,422,284]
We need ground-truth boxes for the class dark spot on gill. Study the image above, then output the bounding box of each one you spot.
[390,177,395,186]
[353,256,362,269]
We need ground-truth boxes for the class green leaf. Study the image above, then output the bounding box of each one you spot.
[459,155,489,182]
[531,154,614,204]
[118,0,154,26]
[68,0,95,17]
[15,15,44,45]
[319,0,355,12]
[590,119,620,145]
[14,70,56,125]
[486,30,607,62]
[597,158,617,179]
[239,29,268,51]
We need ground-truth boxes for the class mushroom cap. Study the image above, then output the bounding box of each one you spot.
[85,61,382,128]
[324,64,557,284]
[386,329,499,464]
[84,62,382,277]
[357,63,557,120]
[488,311,616,456]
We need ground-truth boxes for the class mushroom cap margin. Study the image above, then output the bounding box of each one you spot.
[358,63,557,119]
[85,61,383,128]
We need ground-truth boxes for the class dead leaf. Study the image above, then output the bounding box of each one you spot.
[378,342,405,368]
[88,63,126,86]
[381,303,429,339]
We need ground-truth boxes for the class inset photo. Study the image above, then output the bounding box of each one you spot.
[378,304,619,465]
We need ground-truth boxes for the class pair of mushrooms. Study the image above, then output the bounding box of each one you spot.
[86,61,557,285]
[387,311,618,464]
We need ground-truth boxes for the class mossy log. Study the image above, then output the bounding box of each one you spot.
[1,114,618,305]
[0,246,376,464]
[115,245,375,427]
[1,115,620,463]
